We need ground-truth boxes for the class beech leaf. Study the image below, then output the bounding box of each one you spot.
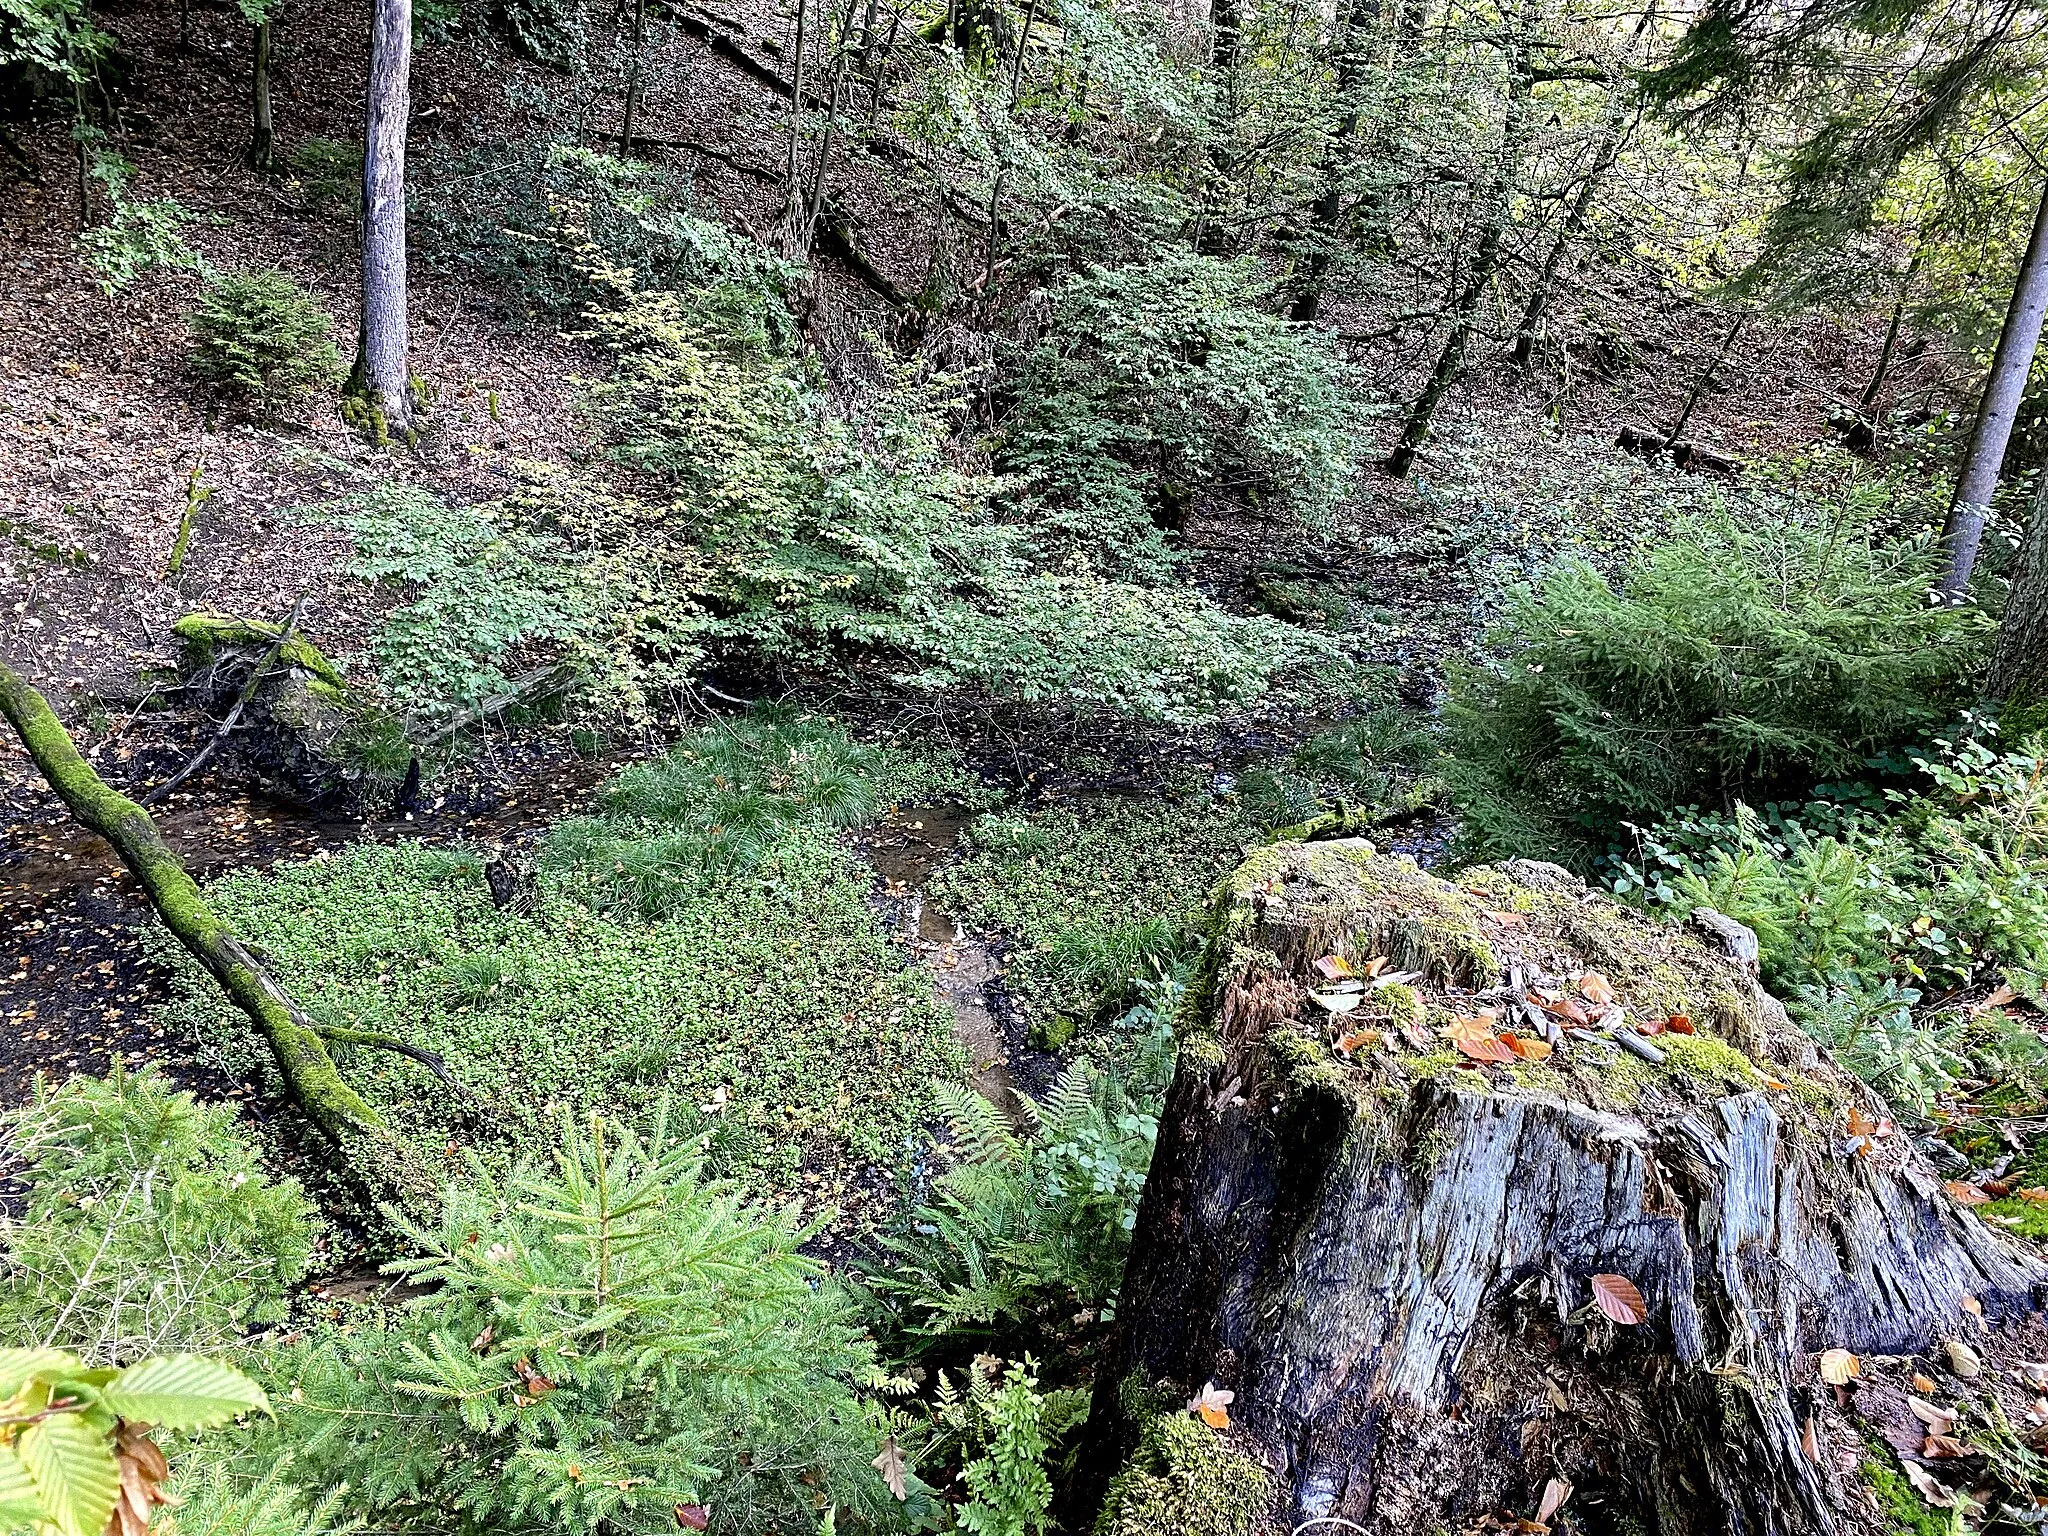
[1534,1478,1573,1526]
[1817,1348,1859,1386]
[1578,972,1615,1005]
[871,1438,907,1501]
[1589,1273,1646,1325]
[1944,1180,1990,1207]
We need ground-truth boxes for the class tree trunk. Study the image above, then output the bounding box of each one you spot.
[1989,476,2048,705]
[1076,842,2048,1536]
[347,0,416,439]
[1510,109,1632,368]
[620,0,647,154]
[1385,10,1532,478]
[1939,176,2048,599]
[249,17,275,174]
[0,664,383,1146]
[1287,0,1378,324]
[1664,309,1746,449]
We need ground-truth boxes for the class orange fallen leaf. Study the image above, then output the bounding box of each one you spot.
[1590,1273,1647,1325]
[1484,910,1529,927]
[1188,1381,1234,1429]
[1443,1014,1515,1064]
[1975,983,2019,1012]
[1334,1029,1380,1058]
[1921,1432,1969,1460]
[1314,954,1354,980]
[2019,1188,2048,1204]
[1665,1014,1696,1035]
[1911,1373,1937,1393]
[1504,1034,1554,1062]
[1362,956,1389,977]
[1636,1016,1667,1037]
[1528,992,1590,1026]
[1945,1180,1991,1207]
[1846,1107,1893,1158]
[1763,1077,1789,1090]
[1578,971,1615,1006]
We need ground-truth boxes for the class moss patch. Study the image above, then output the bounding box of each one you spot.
[930,791,1258,1029]
[1094,1412,1269,1536]
[1861,1453,1952,1536]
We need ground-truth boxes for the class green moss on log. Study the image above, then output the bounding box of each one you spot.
[0,662,380,1144]
[173,611,347,693]
[1093,1412,1269,1536]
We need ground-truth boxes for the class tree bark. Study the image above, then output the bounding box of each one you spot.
[1076,842,2048,1535]
[249,17,275,174]
[1287,0,1379,324]
[1384,8,1532,478]
[0,663,383,1145]
[1510,109,1633,368]
[347,0,416,438]
[1939,176,2048,599]
[620,0,647,155]
[1989,475,2048,705]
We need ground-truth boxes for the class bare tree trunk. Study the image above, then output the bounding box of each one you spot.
[1859,248,1920,409]
[1510,111,1633,368]
[1073,842,2048,1535]
[1663,309,1746,448]
[620,0,647,153]
[1939,177,2048,599]
[779,0,811,251]
[1990,476,2048,705]
[346,0,416,439]
[249,17,275,174]
[1287,0,1378,324]
[1384,9,1532,478]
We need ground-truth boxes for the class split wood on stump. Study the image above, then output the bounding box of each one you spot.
[1078,840,2048,1536]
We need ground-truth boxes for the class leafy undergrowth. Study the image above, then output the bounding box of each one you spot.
[160,711,976,1216]
[929,791,1258,1042]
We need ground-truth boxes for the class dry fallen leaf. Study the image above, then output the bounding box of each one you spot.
[1911,1372,1938,1393]
[674,1506,711,1531]
[2018,1188,2048,1205]
[1975,983,2019,1012]
[1801,1415,1819,1464]
[1664,1013,1696,1035]
[1900,1462,1954,1508]
[1334,1029,1380,1058]
[1945,1338,1984,1380]
[1960,1294,1984,1319]
[1535,1478,1573,1526]
[1818,1348,1860,1386]
[1908,1396,1957,1435]
[1921,1433,1969,1460]
[1528,992,1591,1026]
[1362,956,1389,977]
[1313,954,1354,980]
[1578,971,1615,1006]
[1188,1381,1235,1430]
[1945,1180,1991,1207]
[872,1438,908,1500]
[1485,910,1530,927]
[1636,1016,1667,1037]
[1504,1034,1554,1062]
[1443,1014,1516,1065]
[1845,1106,1893,1157]
[1590,1273,1647,1325]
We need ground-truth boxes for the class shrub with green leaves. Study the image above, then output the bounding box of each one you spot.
[77,150,206,295]
[1617,730,2048,1114]
[1445,514,1991,864]
[273,1108,928,1535]
[189,270,340,406]
[0,1069,317,1363]
[955,1364,1055,1536]
[0,1350,270,1536]
[1003,252,1367,576]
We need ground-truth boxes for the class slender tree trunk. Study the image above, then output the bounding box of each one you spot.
[620,0,646,153]
[1510,111,1630,368]
[1191,0,1245,255]
[1384,10,1532,478]
[1940,177,2048,599]
[249,17,275,174]
[1990,477,2048,705]
[780,0,811,251]
[1663,309,1746,449]
[1288,0,1379,324]
[797,0,857,258]
[347,0,416,437]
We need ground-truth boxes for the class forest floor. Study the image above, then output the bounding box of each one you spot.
[0,0,1974,1243]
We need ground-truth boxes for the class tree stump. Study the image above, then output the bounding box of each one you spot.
[1080,840,2048,1536]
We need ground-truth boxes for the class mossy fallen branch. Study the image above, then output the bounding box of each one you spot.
[0,662,436,1169]
[172,611,347,693]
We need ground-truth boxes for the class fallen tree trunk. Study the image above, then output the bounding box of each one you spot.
[0,662,449,1169]
[1078,841,2048,1536]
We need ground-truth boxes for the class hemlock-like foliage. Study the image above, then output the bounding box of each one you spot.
[188,269,340,406]
[273,1109,926,1536]
[1445,513,1990,863]
[0,1069,317,1363]
[954,1364,1055,1536]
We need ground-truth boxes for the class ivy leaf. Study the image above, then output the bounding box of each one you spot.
[101,1355,271,1428]
[19,1412,120,1536]
[1589,1273,1647,1325]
